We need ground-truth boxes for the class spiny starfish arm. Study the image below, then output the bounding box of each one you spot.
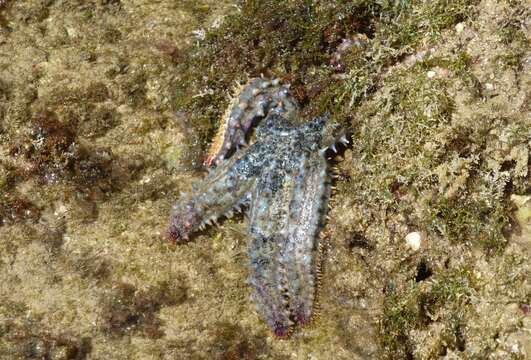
[205,78,300,167]
[168,144,266,243]
[298,113,347,153]
[247,162,295,338]
[247,152,330,337]
[284,152,330,326]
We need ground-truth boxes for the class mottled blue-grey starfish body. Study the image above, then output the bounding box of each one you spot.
[168,78,346,337]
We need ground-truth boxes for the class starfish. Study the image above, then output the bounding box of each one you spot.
[168,78,347,338]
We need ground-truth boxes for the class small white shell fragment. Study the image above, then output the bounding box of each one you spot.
[405,232,422,251]
[455,22,465,33]
[427,70,436,78]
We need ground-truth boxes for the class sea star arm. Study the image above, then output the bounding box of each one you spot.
[205,78,299,167]
[247,160,295,338]
[285,152,330,326]
[168,143,266,243]
[247,151,330,338]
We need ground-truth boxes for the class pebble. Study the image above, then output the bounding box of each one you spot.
[405,232,422,251]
